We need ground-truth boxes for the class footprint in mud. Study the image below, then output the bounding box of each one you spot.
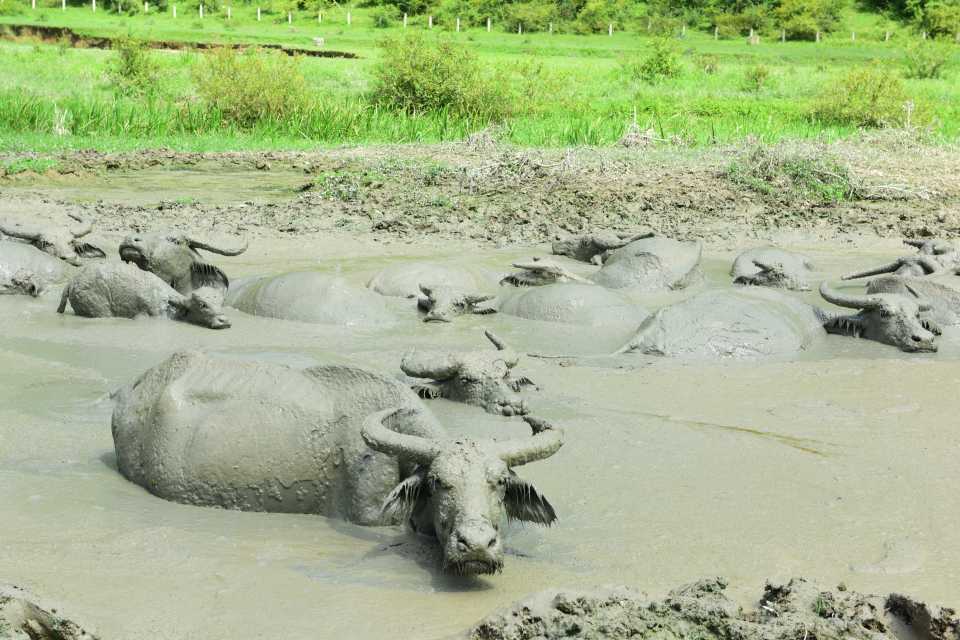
[849,537,923,575]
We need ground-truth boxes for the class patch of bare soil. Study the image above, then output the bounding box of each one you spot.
[1,134,957,245]
[0,584,98,640]
[469,577,960,640]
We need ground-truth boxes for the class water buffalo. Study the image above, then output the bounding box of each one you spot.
[112,351,564,575]
[119,230,247,294]
[551,230,654,265]
[731,247,815,291]
[226,272,395,327]
[591,237,703,292]
[819,282,938,352]
[620,288,824,359]
[500,258,593,287]
[842,239,960,280]
[0,213,105,266]
[865,275,960,328]
[57,262,231,329]
[368,262,495,298]
[498,283,647,328]
[402,330,534,416]
[417,284,496,322]
[0,241,66,296]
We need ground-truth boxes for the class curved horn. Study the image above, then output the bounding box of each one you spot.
[67,213,92,238]
[841,260,903,280]
[361,408,441,465]
[916,256,942,274]
[400,350,461,380]
[418,283,434,297]
[485,329,509,351]
[465,293,496,304]
[494,416,564,468]
[187,237,248,256]
[903,239,926,249]
[819,282,883,310]
[903,283,934,311]
[0,222,40,241]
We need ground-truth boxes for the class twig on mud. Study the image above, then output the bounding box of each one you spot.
[863,183,934,201]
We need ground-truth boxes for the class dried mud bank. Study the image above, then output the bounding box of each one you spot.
[2,135,958,246]
[469,577,960,640]
[0,584,99,640]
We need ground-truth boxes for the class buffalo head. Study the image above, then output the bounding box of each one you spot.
[172,287,232,330]
[401,330,534,416]
[363,408,563,575]
[820,282,939,352]
[551,230,654,265]
[500,257,593,287]
[842,239,959,280]
[734,259,810,291]
[119,230,247,295]
[0,214,105,266]
[417,284,496,323]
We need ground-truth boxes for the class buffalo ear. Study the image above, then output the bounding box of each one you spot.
[191,262,229,290]
[505,473,557,526]
[380,468,428,524]
[74,242,106,259]
[824,316,863,338]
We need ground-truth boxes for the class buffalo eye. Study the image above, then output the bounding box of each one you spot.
[459,376,474,384]
[879,309,892,318]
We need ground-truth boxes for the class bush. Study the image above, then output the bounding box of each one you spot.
[742,64,770,92]
[922,1,960,38]
[621,37,682,84]
[903,40,953,78]
[811,63,920,127]
[727,144,862,203]
[369,4,401,27]
[0,0,25,15]
[696,53,720,74]
[501,0,555,32]
[370,34,510,120]
[192,47,310,128]
[775,0,844,40]
[712,6,769,38]
[106,37,162,98]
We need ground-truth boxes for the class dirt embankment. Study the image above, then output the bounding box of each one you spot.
[0,23,357,58]
[469,577,960,640]
[0,584,99,640]
[2,134,958,245]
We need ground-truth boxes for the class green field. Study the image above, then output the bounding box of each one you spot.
[0,3,957,151]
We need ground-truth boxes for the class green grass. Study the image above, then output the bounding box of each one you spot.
[0,4,957,150]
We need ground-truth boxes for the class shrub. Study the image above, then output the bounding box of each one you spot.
[370,34,510,120]
[922,1,960,38]
[369,4,401,27]
[621,37,682,84]
[727,144,862,203]
[192,47,310,128]
[501,0,555,32]
[0,0,24,15]
[712,5,769,38]
[696,53,720,74]
[106,37,162,98]
[811,63,920,127]
[775,0,844,40]
[903,40,953,78]
[742,64,770,92]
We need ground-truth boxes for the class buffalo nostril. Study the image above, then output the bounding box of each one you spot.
[456,534,469,550]
[912,335,923,342]
[487,538,497,549]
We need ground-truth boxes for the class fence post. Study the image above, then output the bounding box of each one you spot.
[486,16,490,32]
[143,1,147,12]
[63,0,67,10]
[319,11,322,22]
[549,22,553,34]
[456,16,460,32]
[681,24,686,37]
[346,10,351,25]
[922,31,927,39]
[31,0,36,9]
[227,5,231,18]
[647,17,651,31]
[402,13,406,27]
[518,22,522,34]
[885,30,890,41]
[714,26,718,39]
[288,11,291,23]
[172,4,176,17]
[781,28,785,42]
[851,31,855,41]
[815,30,820,42]
[428,15,432,28]
[198,3,203,18]
[608,23,612,36]
[92,0,95,12]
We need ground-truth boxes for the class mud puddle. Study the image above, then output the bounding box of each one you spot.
[2,230,960,639]
[0,164,310,207]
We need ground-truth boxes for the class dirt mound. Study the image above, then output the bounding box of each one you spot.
[0,584,98,640]
[468,577,960,640]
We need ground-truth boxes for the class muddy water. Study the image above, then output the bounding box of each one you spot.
[2,214,960,637]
